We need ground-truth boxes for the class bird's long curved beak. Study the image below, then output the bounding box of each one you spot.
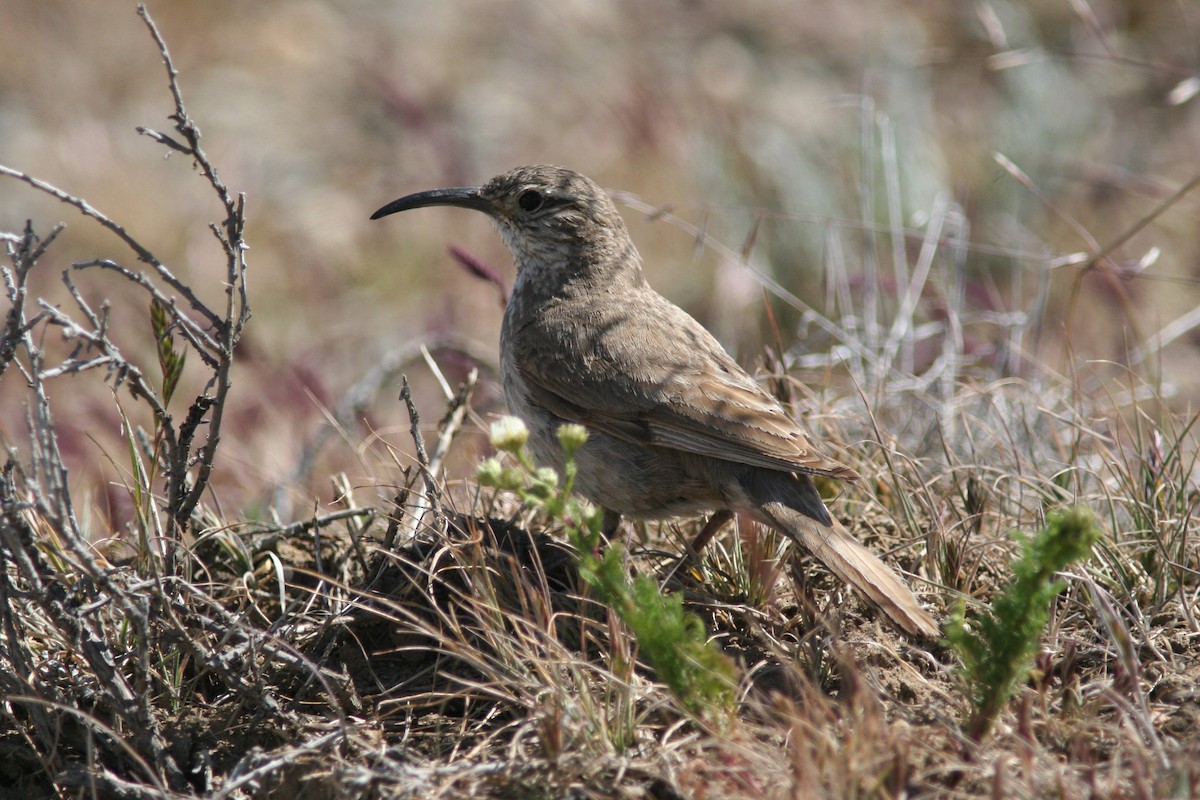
[370,187,493,220]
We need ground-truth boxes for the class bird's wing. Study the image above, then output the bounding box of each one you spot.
[511,295,859,480]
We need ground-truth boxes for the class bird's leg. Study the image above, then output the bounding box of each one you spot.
[661,509,735,585]
[685,509,734,561]
[601,509,622,539]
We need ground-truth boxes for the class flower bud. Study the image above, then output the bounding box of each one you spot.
[499,466,526,490]
[476,458,504,487]
[489,416,529,453]
[556,423,588,456]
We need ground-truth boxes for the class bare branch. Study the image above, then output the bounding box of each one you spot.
[135,125,192,155]
[1,222,62,378]
[73,259,221,361]
[137,3,237,222]
[0,164,223,331]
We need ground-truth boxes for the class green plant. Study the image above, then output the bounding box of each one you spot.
[945,506,1102,740]
[478,417,738,725]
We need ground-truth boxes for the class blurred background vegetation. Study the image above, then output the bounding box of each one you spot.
[2,0,1198,538]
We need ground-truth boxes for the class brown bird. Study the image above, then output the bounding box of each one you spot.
[372,165,938,638]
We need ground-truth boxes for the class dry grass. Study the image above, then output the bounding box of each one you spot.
[3,3,1200,798]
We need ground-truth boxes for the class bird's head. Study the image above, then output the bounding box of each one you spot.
[372,165,639,284]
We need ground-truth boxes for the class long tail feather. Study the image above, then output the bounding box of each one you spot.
[761,502,939,638]
[736,469,938,638]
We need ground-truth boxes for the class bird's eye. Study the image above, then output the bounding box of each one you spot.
[517,189,544,212]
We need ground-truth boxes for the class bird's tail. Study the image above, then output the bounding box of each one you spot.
[741,472,939,638]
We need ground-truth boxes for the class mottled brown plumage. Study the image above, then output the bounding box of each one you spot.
[372,165,938,638]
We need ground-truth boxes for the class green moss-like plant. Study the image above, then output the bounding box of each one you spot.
[945,507,1101,740]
